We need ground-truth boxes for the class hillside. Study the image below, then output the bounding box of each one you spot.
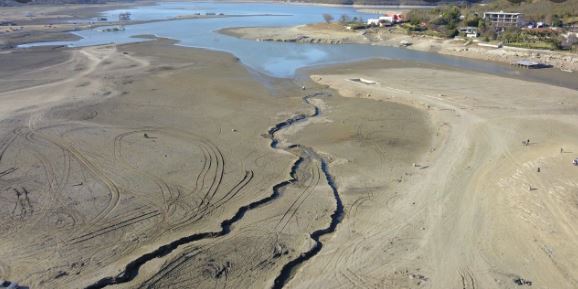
[0,0,134,7]
[476,0,578,22]
[287,0,476,5]
[0,0,473,7]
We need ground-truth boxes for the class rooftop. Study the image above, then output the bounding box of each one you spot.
[484,11,523,16]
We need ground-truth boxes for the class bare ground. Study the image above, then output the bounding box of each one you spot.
[1,28,578,289]
[301,60,578,289]
[221,24,578,72]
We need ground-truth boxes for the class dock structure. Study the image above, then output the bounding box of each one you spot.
[513,60,549,69]
[118,12,131,21]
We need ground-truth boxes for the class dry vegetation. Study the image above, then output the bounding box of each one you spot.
[480,0,578,23]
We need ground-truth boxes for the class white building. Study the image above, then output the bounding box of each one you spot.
[483,11,524,28]
[367,14,403,27]
[367,18,380,26]
[459,26,479,38]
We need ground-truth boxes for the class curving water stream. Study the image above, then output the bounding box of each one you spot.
[84,89,341,289]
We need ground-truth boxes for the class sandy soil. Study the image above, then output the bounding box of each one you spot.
[0,3,140,22]
[299,60,578,289]
[0,28,432,289]
[0,39,306,288]
[0,33,430,288]
[0,2,246,48]
[221,24,578,72]
[220,23,370,44]
[0,3,146,48]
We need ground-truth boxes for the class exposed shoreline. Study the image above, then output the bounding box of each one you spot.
[1,31,578,289]
[0,2,285,48]
[296,58,578,289]
[220,24,578,72]
[1,3,578,289]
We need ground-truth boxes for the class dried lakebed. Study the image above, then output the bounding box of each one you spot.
[84,91,344,289]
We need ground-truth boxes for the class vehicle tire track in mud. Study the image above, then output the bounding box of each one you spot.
[25,130,123,227]
[83,91,342,289]
[268,92,345,289]
[201,170,254,214]
[69,210,162,244]
[275,164,320,233]
[0,130,19,163]
[26,119,125,224]
[113,129,181,217]
[272,157,343,289]
[83,156,305,289]
[113,128,231,228]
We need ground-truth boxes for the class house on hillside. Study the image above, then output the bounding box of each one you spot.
[459,26,479,38]
[367,13,404,27]
[483,11,525,28]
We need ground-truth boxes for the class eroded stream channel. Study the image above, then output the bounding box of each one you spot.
[84,91,344,289]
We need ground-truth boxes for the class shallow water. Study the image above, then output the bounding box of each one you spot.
[19,2,578,87]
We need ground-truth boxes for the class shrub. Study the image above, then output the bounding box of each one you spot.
[322,13,334,24]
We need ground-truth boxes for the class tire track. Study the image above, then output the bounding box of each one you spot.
[170,169,254,230]
[113,129,226,218]
[25,129,122,227]
[83,91,341,289]
[275,164,320,233]
[113,130,175,216]
[269,92,345,289]
[113,128,235,228]
[69,210,162,244]
[272,157,343,289]
[83,156,304,289]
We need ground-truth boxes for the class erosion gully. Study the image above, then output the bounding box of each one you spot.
[84,91,344,289]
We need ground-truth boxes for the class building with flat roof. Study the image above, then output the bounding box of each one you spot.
[459,26,479,38]
[483,11,524,28]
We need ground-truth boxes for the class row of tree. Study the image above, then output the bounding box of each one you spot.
[403,3,576,50]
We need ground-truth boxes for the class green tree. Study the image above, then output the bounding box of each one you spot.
[478,19,487,32]
[322,13,334,24]
[552,15,563,27]
[339,14,350,24]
